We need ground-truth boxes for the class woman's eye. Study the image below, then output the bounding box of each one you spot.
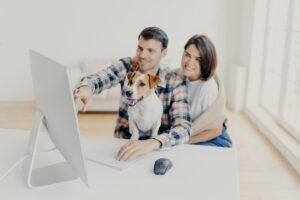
[185,53,190,57]
[140,82,146,86]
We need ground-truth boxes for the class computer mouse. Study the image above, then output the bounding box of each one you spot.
[153,158,173,175]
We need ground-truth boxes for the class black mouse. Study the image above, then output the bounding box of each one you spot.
[153,158,173,175]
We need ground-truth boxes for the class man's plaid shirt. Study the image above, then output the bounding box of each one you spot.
[77,57,191,150]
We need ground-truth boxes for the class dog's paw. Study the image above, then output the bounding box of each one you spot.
[130,134,139,140]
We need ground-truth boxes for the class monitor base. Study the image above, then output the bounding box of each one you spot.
[23,111,78,188]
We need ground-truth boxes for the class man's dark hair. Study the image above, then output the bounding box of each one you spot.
[138,27,168,50]
[184,35,217,81]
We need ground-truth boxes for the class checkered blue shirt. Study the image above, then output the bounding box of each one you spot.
[77,57,191,150]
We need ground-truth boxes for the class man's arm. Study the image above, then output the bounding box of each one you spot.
[74,58,132,110]
[154,79,192,150]
[76,57,132,94]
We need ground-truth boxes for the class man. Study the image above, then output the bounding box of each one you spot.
[74,27,191,161]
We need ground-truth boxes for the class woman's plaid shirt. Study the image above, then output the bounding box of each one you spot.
[77,57,191,150]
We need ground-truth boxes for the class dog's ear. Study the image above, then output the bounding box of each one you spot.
[130,56,139,69]
[127,71,136,81]
[148,74,161,89]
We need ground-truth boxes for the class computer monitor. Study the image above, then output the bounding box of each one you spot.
[23,50,88,188]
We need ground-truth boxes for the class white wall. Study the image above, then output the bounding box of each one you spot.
[0,0,241,101]
[238,0,255,67]
[224,0,255,111]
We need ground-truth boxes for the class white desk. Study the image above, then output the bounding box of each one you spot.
[0,129,240,200]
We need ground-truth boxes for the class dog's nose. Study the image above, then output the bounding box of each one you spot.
[125,91,133,98]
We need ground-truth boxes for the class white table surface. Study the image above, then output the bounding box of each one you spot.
[0,128,240,200]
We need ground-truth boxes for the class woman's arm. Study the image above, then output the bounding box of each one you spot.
[188,127,222,144]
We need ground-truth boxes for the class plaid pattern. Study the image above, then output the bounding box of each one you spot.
[77,57,191,150]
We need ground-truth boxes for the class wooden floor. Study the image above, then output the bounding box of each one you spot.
[0,101,300,199]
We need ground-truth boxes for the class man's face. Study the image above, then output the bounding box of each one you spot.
[136,37,167,73]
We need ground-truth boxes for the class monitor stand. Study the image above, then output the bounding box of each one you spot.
[22,110,78,188]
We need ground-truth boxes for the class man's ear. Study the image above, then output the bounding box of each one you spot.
[161,48,167,58]
[148,74,161,89]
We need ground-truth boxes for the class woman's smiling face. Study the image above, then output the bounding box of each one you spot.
[181,44,201,81]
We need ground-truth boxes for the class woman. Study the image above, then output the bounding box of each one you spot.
[180,35,232,147]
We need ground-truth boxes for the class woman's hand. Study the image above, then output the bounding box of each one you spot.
[188,127,222,144]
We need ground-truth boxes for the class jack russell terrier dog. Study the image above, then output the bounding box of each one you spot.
[123,71,163,140]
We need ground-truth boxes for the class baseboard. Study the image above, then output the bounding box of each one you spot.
[245,106,300,174]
